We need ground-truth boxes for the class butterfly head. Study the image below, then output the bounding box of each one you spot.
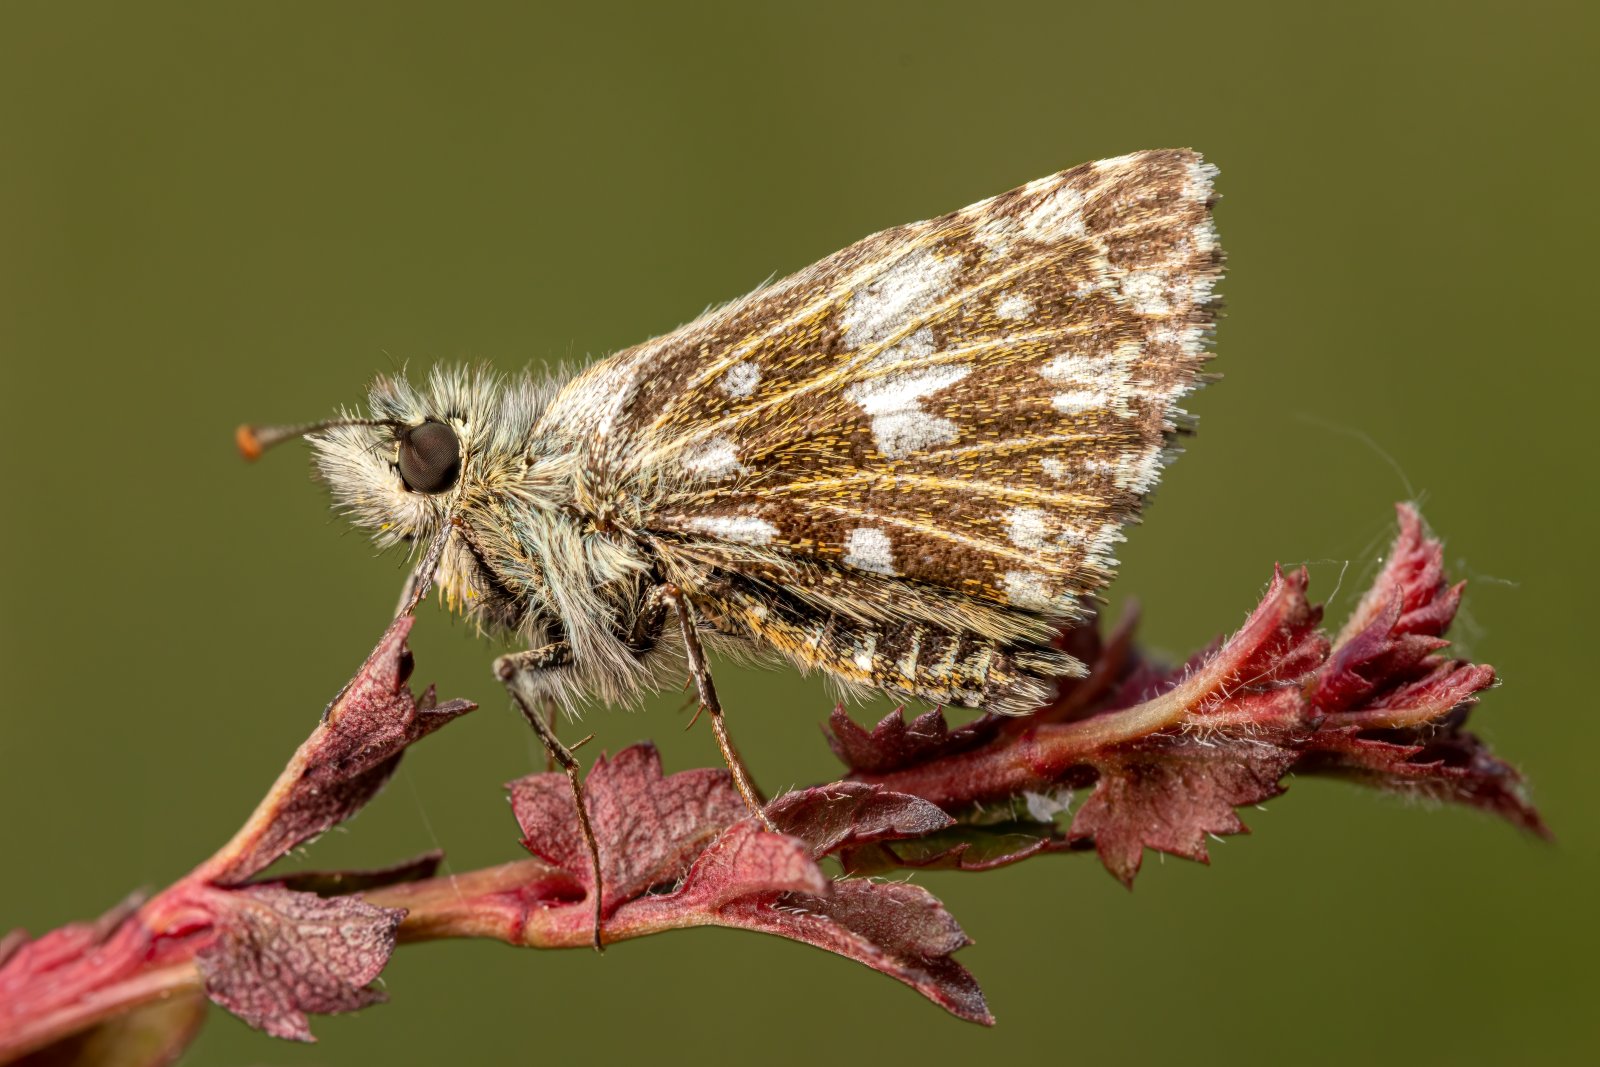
[237,364,560,552]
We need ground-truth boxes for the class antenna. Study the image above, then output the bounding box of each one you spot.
[235,418,397,461]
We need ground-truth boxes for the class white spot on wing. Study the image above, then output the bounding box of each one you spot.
[840,247,961,353]
[1017,183,1087,243]
[1039,348,1135,417]
[1040,354,1132,420]
[866,326,937,372]
[865,411,961,458]
[1052,389,1109,414]
[1005,506,1051,550]
[1122,271,1171,315]
[1041,355,1105,382]
[994,293,1034,320]
[720,361,760,399]
[1002,570,1056,611]
[681,435,746,481]
[846,365,971,458]
[843,527,897,575]
[684,515,779,545]
[1151,322,1204,358]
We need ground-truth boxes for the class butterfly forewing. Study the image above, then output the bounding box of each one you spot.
[544,150,1219,629]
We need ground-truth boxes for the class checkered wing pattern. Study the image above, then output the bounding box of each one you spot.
[537,150,1221,708]
[600,151,1217,604]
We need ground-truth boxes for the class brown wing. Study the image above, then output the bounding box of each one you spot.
[540,149,1220,626]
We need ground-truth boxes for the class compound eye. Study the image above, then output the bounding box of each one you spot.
[397,420,461,494]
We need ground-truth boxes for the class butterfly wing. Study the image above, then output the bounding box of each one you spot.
[542,149,1220,628]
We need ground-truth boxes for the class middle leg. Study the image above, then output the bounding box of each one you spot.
[659,584,776,830]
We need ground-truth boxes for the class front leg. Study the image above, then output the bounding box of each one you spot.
[495,641,605,950]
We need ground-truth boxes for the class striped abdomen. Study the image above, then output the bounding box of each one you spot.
[697,580,1076,714]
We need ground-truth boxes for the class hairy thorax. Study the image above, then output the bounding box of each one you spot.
[439,432,676,710]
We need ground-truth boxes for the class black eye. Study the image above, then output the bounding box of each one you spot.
[397,421,461,494]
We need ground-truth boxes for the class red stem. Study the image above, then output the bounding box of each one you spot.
[853,687,1199,807]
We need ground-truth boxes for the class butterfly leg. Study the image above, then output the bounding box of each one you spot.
[539,695,561,773]
[659,584,776,830]
[494,641,605,950]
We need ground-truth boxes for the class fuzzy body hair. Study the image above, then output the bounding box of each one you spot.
[313,365,684,713]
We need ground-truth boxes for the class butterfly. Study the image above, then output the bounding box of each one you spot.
[240,148,1221,935]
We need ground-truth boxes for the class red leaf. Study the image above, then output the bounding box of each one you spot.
[1315,506,1486,729]
[651,819,831,907]
[765,782,953,857]
[199,615,474,886]
[1333,504,1461,649]
[1290,505,1540,830]
[825,705,1002,776]
[508,743,747,913]
[1298,722,1547,836]
[717,880,991,1025]
[192,884,404,1043]
[1069,731,1299,886]
[0,898,156,1054]
[498,745,990,1023]
[620,821,991,1025]
[1193,565,1329,703]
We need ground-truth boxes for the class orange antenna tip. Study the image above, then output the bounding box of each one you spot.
[235,417,399,462]
[236,424,265,461]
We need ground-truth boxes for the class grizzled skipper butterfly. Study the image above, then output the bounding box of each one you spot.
[239,149,1222,934]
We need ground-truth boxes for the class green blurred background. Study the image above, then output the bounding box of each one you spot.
[2,1,1594,1063]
